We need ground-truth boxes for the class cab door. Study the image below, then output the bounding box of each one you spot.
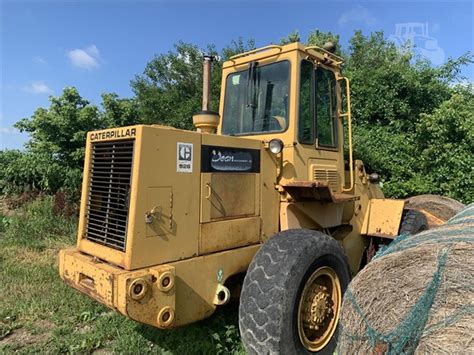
[295,59,344,193]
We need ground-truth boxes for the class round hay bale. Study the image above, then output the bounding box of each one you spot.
[406,194,465,222]
[337,204,474,354]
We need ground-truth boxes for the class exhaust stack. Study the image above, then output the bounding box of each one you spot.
[202,55,212,111]
[193,55,220,134]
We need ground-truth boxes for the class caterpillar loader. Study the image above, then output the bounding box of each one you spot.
[59,42,439,353]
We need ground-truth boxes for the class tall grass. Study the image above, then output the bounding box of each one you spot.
[2,196,77,249]
[0,213,6,233]
[0,197,244,353]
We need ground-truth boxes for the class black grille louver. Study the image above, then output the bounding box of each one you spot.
[85,140,134,251]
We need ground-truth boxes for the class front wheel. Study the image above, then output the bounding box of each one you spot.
[239,229,351,354]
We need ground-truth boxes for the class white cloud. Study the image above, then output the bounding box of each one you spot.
[0,127,20,134]
[338,7,377,28]
[67,44,101,70]
[450,79,474,89]
[33,56,47,65]
[24,81,53,94]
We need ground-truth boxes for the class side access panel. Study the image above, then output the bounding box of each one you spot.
[199,134,267,255]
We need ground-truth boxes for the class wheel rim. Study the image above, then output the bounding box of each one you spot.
[297,266,342,352]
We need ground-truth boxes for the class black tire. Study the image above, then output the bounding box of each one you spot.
[399,209,428,235]
[239,229,351,354]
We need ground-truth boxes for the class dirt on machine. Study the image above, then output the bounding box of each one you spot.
[59,42,456,353]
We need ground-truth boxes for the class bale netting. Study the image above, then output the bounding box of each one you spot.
[405,194,465,224]
[337,203,474,354]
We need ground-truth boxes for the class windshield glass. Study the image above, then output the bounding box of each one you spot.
[222,61,290,135]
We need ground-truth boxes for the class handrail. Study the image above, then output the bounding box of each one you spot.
[338,76,354,192]
[229,45,283,61]
[305,45,344,65]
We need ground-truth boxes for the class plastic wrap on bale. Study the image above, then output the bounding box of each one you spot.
[337,203,474,354]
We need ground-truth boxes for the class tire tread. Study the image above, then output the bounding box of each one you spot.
[239,229,350,354]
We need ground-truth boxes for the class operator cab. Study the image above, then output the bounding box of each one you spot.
[218,42,353,194]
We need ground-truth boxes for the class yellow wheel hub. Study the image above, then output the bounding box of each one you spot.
[297,266,341,352]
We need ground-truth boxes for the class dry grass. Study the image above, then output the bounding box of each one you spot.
[338,221,474,354]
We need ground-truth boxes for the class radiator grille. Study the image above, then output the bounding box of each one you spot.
[85,140,134,251]
[313,168,339,192]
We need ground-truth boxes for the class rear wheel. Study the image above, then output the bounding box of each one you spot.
[239,229,351,354]
[399,209,428,235]
[363,209,428,266]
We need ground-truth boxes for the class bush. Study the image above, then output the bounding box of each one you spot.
[2,196,77,249]
[353,89,474,204]
[0,150,81,196]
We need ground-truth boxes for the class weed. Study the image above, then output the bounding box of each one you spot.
[3,196,76,249]
[0,213,8,233]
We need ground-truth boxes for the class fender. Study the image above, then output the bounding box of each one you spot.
[361,199,406,238]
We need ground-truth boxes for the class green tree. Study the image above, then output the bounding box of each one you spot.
[307,29,342,55]
[279,30,301,45]
[414,86,474,202]
[15,87,101,169]
[344,31,472,132]
[280,29,342,55]
[131,39,255,130]
[8,88,142,194]
[101,93,140,127]
[131,42,208,130]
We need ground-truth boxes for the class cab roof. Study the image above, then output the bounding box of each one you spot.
[222,42,344,70]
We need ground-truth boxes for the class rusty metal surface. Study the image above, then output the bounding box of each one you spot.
[200,216,260,254]
[201,56,213,111]
[282,181,333,201]
[60,245,260,329]
[59,248,124,309]
[332,193,360,203]
[208,173,257,220]
[362,199,406,239]
[282,181,359,203]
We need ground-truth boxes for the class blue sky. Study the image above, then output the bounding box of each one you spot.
[1,0,473,149]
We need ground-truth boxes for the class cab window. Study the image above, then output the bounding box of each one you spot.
[315,67,338,147]
[298,61,338,147]
[298,60,314,144]
[222,61,290,136]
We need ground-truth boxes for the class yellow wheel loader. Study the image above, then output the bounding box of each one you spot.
[59,42,449,353]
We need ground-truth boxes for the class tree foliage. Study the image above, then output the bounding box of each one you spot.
[1,32,472,203]
[342,31,473,202]
[131,39,255,130]
[15,87,101,169]
[280,29,342,55]
[344,31,470,132]
[4,87,140,194]
[414,87,474,202]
